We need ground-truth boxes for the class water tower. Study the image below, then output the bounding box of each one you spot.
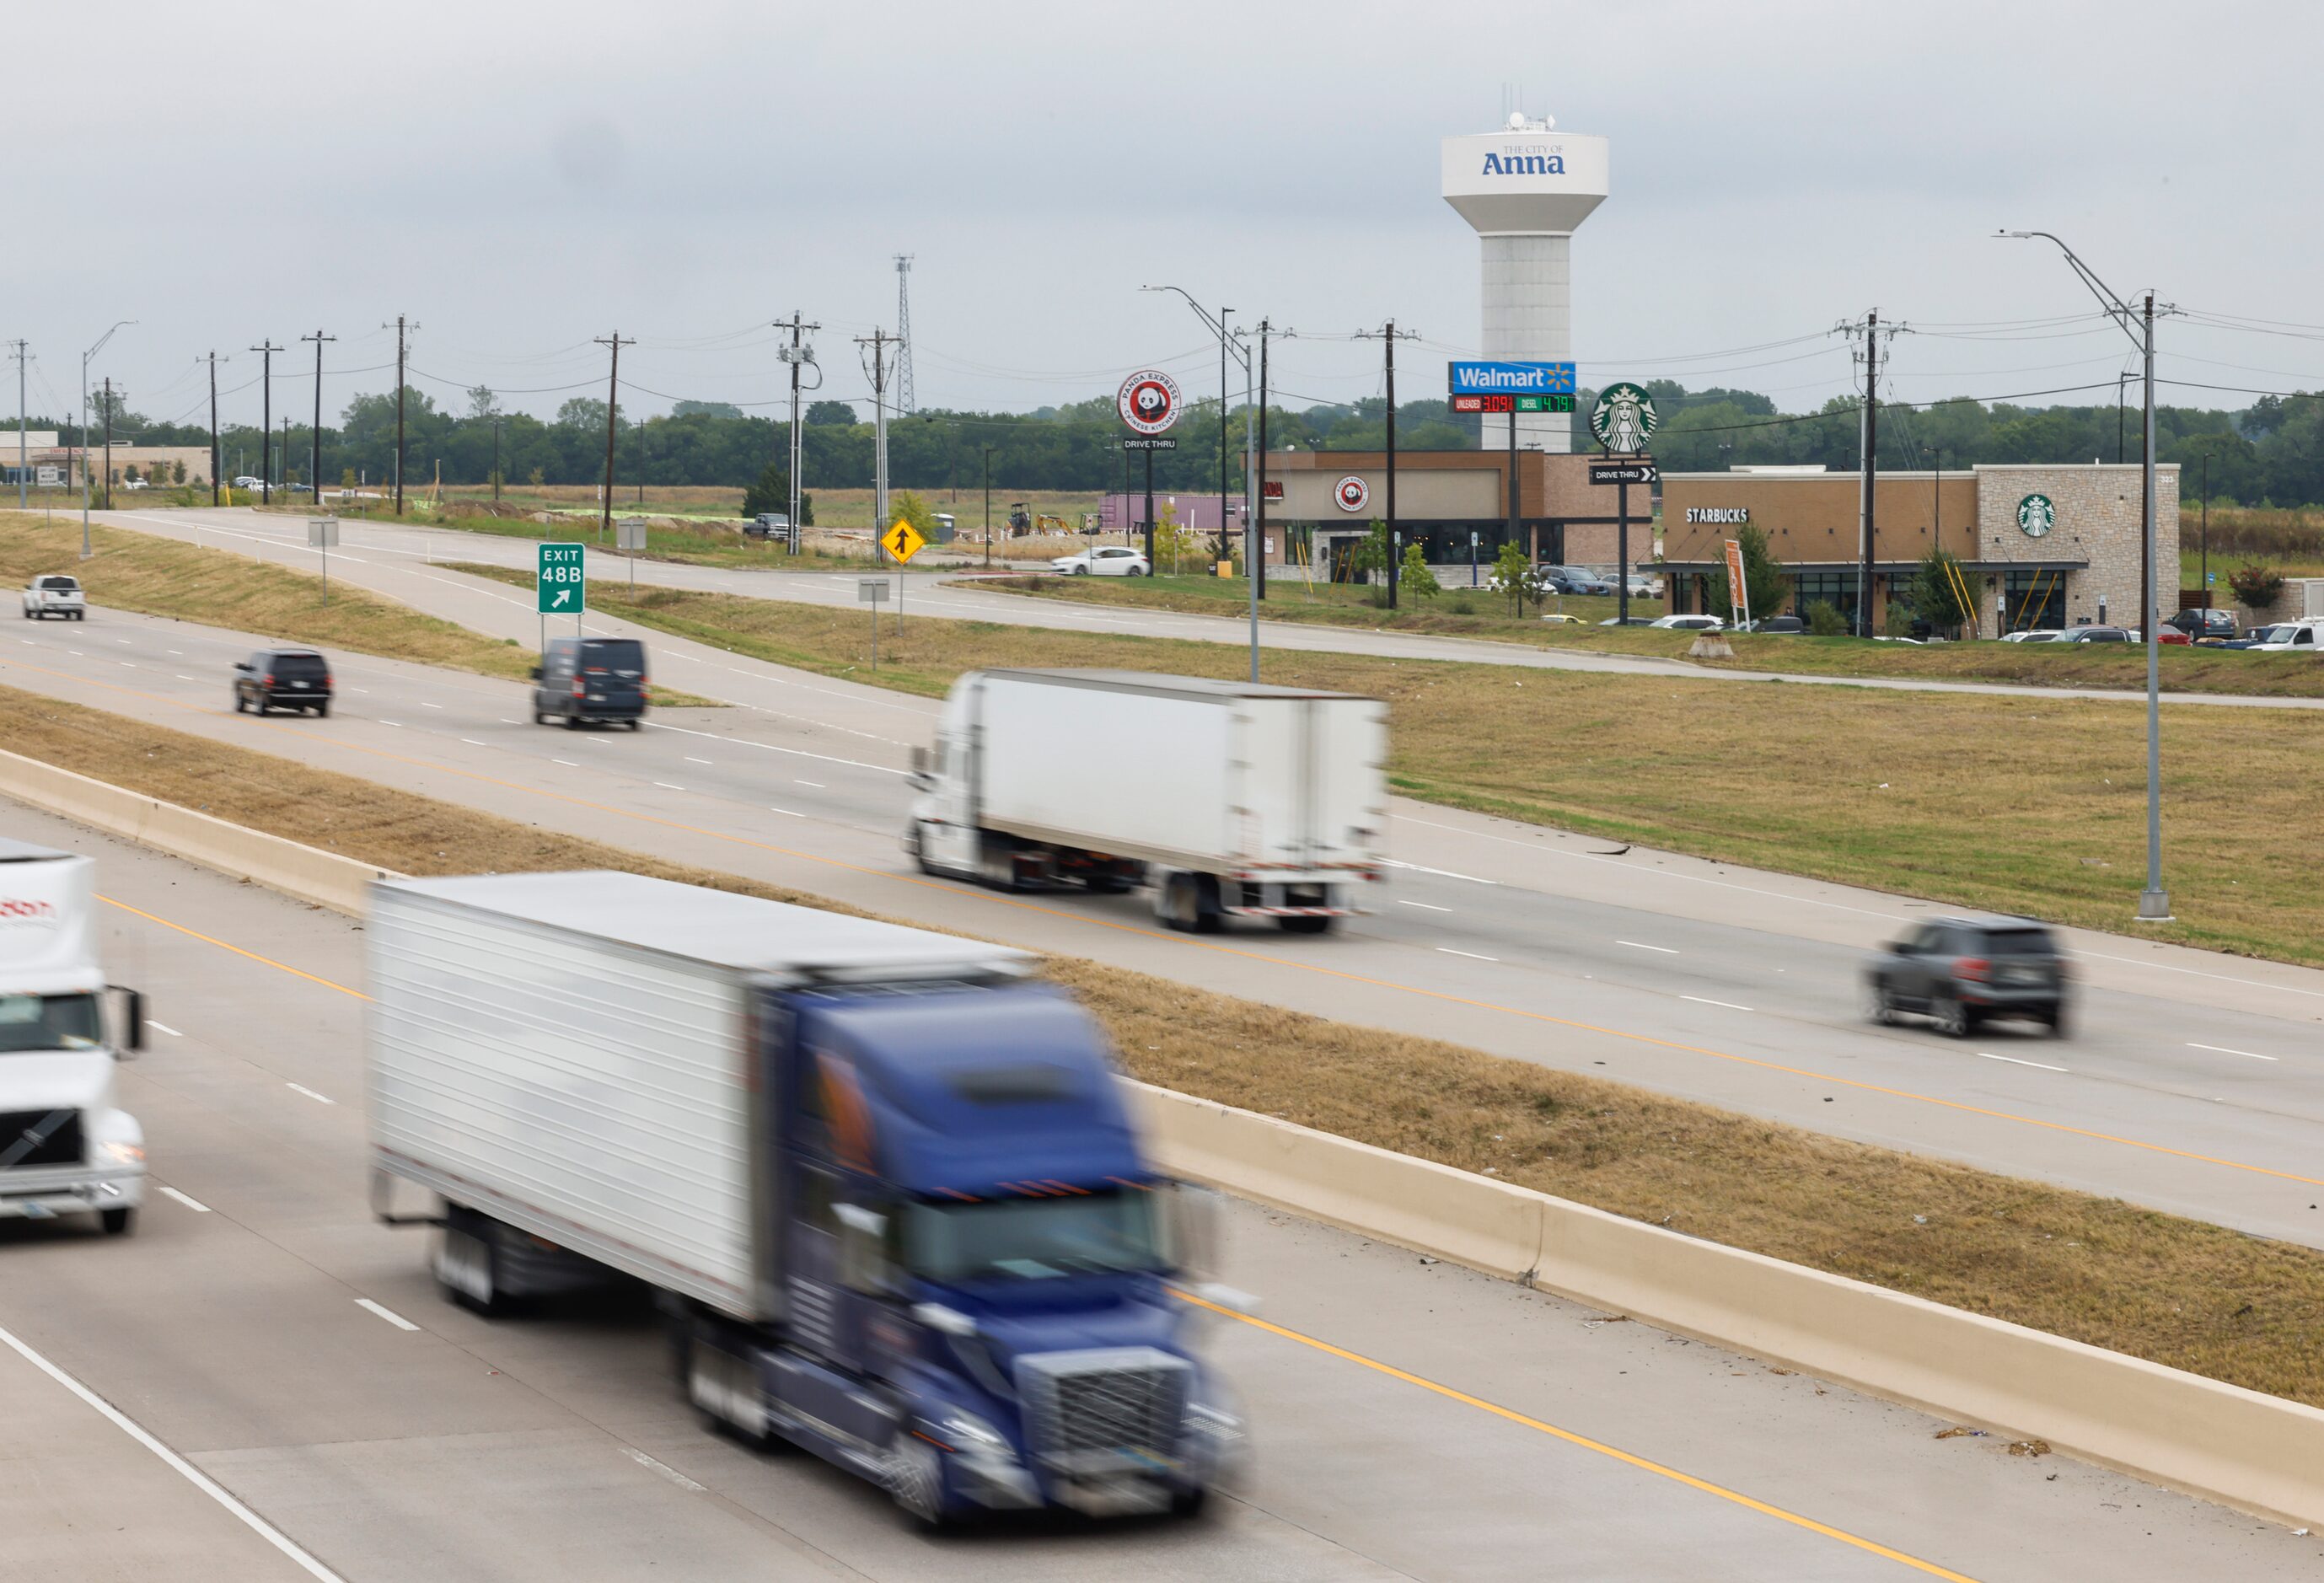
[1441,112,1609,453]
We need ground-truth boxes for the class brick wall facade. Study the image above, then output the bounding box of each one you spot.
[1972,464,2178,631]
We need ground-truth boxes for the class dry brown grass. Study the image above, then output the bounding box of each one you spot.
[0,513,717,706]
[455,562,2324,968]
[4,679,2322,1405]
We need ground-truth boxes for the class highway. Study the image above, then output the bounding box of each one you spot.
[1,796,2310,1581]
[15,509,2324,1253]
[97,503,2324,710]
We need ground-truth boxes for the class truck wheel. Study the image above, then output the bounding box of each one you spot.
[1160,872,1199,932]
[688,1333,777,1449]
[233,691,247,713]
[1171,1487,1209,1520]
[885,1429,951,1530]
[100,1207,136,1236]
[1932,995,1972,1039]
[563,713,582,730]
[1276,915,1334,935]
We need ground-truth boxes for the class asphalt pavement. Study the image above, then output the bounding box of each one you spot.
[95,505,2324,710]
[1,797,2311,1581]
[13,519,2324,1254]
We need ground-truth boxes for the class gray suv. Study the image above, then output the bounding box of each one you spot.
[1864,916,2069,1038]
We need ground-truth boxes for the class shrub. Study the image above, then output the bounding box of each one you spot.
[1806,601,1848,636]
[2229,564,2285,610]
[1446,593,1476,615]
[1399,541,1440,600]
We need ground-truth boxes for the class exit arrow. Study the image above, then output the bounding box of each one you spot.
[552,588,572,609]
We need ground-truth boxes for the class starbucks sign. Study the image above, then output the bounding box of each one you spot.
[2016,493,2056,538]
[1590,383,1658,455]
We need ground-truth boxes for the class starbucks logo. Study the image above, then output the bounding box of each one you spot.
[1590,382,1659,455]
[2016,493,2055,538]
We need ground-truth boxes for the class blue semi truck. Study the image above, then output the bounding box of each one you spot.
[366,871,1243,1524]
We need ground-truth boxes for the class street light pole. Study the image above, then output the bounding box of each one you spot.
[2000,230,2169,922]
[2200,453,2210,607]
[982,444,993,570]
[79,320,133,559]
[1142,284,1259,679]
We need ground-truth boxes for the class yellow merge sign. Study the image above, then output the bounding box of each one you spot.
[883,518,926,564]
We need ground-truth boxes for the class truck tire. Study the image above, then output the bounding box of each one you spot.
[564,712,582,730]
[1276,915,1334,935]
[687,1332,782,1451]
[100,1207,135,1236]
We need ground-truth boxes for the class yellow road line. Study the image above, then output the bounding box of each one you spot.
[1177,1290,1983,1582]
[93,870,1980,1581]
[19,653,2324,1194]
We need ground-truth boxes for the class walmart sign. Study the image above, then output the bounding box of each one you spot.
[1447,360,1576,395]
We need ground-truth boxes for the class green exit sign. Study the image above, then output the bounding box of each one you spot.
[537,542,586,614]
[1515,394,1575,413]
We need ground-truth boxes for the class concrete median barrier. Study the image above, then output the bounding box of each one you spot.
[0,748,399,913]
[5,754,2319,1530]
[1131,1081,2324,1531]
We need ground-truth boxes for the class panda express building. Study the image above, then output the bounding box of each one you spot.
[1657,462,2181,632]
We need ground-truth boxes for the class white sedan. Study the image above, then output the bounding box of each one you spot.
[1051,545,1150,577]
[1649,614,1722,631]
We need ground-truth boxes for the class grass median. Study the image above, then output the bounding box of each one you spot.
[0,512,716,705]
[982,570,2324,698]
[3,679,2321,1407]
[454,561,2324,968]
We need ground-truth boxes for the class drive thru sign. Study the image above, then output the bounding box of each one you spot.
[538,542,586,613]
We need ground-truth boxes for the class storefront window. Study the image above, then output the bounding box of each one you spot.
[1791,572,1858,625]
[2003,570,2065,632]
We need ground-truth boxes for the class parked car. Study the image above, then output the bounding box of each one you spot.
[533,635,650,728]
[1870,635,1924,644]
[1743,615,1806,634]
[1649,614,1722,631]
[1999,629,2060,643]
[2252,619,2324,653]
[119,476,150,491]
[1051,545,1150,576]
[2064,626,2133,643]
[1599,614,1658,625]
[1540,613,1586,625]
[2214,623,2291,651]
[283,482,313,495]
[2167,609,2237,641]
[1864,915,2070,1038]
[22,575,86,620]
[1624,576,1662,598]
[232,648,334,716]
[231,475,264,490]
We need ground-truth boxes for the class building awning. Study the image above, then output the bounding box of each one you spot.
[1660,560,2090,576]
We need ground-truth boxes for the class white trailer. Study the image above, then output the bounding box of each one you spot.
[904,669,1387,934]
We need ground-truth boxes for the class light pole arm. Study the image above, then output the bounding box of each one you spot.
[1141,285,1250,371]
[1997,232,2139,351]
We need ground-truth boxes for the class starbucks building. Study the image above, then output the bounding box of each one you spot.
[1657,462,2181,633]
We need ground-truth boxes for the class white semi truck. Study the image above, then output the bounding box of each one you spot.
[0,840,146,1233]
[904,669,1387,934]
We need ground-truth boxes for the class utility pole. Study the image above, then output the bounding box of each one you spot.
[206,352,221,506]
[593,332,633,545]
[491,414,504,502]
[387,315,416,516]
[2200,451,2211,606]
[776,311,819,554]
[250,338,281,506]
[8,341,28,508]
[1355,320,1420,609]
[8,340,26,510]
[1837,311,1901,636]
[301,329,334,505]
[102,378,115,509]
[1255,320,1272,601]
[982,444,994,569]
[857,328,899,618]
[1218,303,1233,564]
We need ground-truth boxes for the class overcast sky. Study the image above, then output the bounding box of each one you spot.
[18,0,2320,433]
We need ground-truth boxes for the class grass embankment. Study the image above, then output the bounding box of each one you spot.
[985,571,2324,698]
[0,513,717,706]
[454,561,2324,968]
[3,680,2320,1405]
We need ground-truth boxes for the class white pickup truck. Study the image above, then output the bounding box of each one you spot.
[22,576,87,621]
[0,840,147,1233]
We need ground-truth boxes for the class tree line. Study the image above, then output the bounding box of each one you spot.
[40,376,2324,507]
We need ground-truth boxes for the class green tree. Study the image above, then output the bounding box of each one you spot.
[888,489,937,538]
[1349,520,1390,581]
[1489,539,1538,614]
[1702,524,1792,624]
[1806,600,1848,636]
[739,459,812,523]
[1151,498,1201,571]
[806,400,856,426]
[465,384,500,421]
[1400,540,1439,599]
[172,459,187,484]
[1908,546,1976,635]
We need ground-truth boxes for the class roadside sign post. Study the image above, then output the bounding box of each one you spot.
[858,577,888,668]
[1590,384,1661,624]
[307,517,339,604]
[881,518,926,632]
[1119,369,1183,570]
[537,540,585,652]
[617,517,647,593]
[1724,538,1750,630]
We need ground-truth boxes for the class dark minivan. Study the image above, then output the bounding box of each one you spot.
[1864,915,2070,1038]
[533,636,649,729]
[233,648,334,716]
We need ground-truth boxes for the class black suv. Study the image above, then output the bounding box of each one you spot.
[532,636,649,728]
[233,648,333,716]
[1864,917,2069,1038]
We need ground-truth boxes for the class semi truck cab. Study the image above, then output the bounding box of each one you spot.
[678,980,1243,1523]
[0,840,147,1234]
